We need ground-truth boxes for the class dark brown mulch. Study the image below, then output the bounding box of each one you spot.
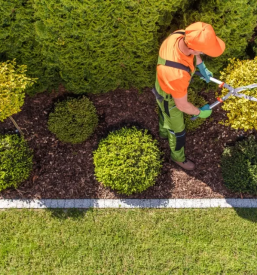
[0,86,256,199]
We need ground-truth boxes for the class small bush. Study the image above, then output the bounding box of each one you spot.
[48,97,98,144]
[185,88,207,132]
[221,135,257,194]
[0,134,33,192]
[93,127,162,195]
[0,60,36,122]
[219,57,257,131]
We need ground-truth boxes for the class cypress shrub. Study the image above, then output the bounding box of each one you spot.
[48,97,98,144]
[33,0,189,94]
[0,134,33,192]
[221,135,257,194]
[178,0,257,78]
[0,0,60,95]
[2,1,256,95]
[93,127,162,195]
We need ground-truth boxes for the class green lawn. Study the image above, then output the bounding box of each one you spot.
[0,208,257,274]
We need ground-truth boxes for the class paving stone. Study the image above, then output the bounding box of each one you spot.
[225,199,257,208]
[104,200,121,208]
[16,200,30,208]
[4,199,17,208]
[210,199,232,208]
[64,200,75,208]
[74,199,86,208]
[175,199,194,208]
[49,200,59,208]
[56,200,66,208]
[193,199,211,208]
[163,199,176,208]
[0,200,10,208]
[41,199,53,208]
[1,198,257,209]
[29,200,47,208]
[124,199,143,208]
[150,199,162,208]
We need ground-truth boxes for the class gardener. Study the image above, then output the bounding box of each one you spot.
[153,22,225,170]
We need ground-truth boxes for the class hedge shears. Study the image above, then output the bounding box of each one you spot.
[191,71,257,120]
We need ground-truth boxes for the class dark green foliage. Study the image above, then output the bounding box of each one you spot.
[1,0,256,95]
[48,97,98,144]
[0,0,60,95]
[178,0,257,78]
[33,0,189,94]
[93,127,162,195]
[185,88,207,132]
[221,135,257,194]
[0,134,33,191]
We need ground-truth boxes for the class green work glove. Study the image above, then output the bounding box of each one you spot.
[197,62,213,83]
[191,104,212,120]
[198,104,212,118]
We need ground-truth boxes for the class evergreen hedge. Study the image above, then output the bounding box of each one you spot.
[0,0,256,94]
[33,0,189,94]
[179,0,257,77]
[0,0,60,95]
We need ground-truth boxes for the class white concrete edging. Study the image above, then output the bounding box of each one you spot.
[1,199,257,209]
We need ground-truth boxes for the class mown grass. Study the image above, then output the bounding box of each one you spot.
[0,208,257,274]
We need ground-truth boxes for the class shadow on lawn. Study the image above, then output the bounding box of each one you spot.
[46,208,89,220]
[232,208,257,223]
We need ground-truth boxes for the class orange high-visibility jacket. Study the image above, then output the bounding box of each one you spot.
[157,31,195,99]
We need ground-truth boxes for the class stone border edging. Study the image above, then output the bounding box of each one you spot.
[1,199,257,208]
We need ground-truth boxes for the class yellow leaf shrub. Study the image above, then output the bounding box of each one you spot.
[219,57,257,131]
[0,60,36,122]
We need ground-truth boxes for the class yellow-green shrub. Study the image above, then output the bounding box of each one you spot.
[93,127,162,195]
[219,57,257,131]
[0,60,36,122]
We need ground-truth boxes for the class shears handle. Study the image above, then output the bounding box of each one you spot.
[190,72,227,120]
[194,71,224,86]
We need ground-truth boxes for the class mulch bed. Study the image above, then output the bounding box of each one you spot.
[0,86,256,199]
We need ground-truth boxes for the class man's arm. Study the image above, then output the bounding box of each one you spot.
[173,93,200,115]
[173,54,203,115]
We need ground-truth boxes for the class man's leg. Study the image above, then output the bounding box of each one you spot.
[158,106,168,138]
[161,106,195,170]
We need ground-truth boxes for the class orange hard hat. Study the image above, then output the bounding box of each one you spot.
[185,22,225,57]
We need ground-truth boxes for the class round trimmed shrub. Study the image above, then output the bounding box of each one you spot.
[0,134,33,192]
[221,135,257,194]
[93,127,162,195]
[185,88,207,132]
[48,97,98,144]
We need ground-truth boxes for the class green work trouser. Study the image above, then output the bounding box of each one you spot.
[154,79,186,162]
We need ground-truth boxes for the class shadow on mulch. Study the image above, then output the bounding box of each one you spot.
[0,85,256,200]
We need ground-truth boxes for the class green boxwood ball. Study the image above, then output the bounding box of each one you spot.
[221,135,257,194]
[0,134,33,192]
[93,127,162,195]
[48,97,98,144]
